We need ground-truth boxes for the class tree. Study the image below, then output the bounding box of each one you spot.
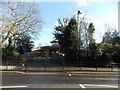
[15,34,34,54]
[102,31,112,43]
[63,18,79,63]
[77,13,95,50]
[101,28,120,64]
[89,42,104,63]
[54,18,79,64]
[1,2,42,48]
[85,23,96,59]
[53,18,69,53]
[110,30,120,63]
[101,25,115,44]
[54,16,97,63]
[87,23,98,61]
[76,14,96,61]
[87,23,95,43]
[102,29,120,46]
[2,37,14,56]
[111,29,120,46]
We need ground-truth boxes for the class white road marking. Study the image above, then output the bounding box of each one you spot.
[68,74,72,76]
[83,84,118,88]
[0,86,28,88]
[16,72,25,74]
[79,84,86,88]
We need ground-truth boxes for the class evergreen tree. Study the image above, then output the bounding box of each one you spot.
[54,18,80,64]
[87,23,95,44]
[87,23,96,59]
[101,29,120,63]
[15,34,34,54]
[2,37,14,56]
[63,18,79,63]
[53,18,69,53]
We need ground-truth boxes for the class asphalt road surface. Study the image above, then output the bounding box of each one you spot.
[1,73,119,89]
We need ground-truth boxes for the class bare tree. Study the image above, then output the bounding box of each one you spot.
[1,2,42,48]
[79,14,90,49]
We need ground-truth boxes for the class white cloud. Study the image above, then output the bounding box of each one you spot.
[76,0,88,7]
[73,11,101,25]
[54,21,59,26]
[90,17,101,25]
[3,0,119,2]
[34,40,51,48]
[93,13,118,43]
[103,13,118,30]
[45,28,53,32]
[75,0,119,7]
[45,28,51,31]
[94,33,102,43]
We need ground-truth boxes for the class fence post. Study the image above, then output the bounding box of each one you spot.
[45,59,47,71]
[24,53,28,72]
[96,62,98,72]
[61,54,65,72]
[111,64,113,72]
[79,62,81,71]
[6,61,8,70]
[111,66,113,72]
[22,63,26,72]
[63,61,65,71]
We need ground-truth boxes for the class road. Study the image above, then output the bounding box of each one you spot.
[1,73,119,89]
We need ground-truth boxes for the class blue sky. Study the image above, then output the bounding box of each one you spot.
[33,1,118,48]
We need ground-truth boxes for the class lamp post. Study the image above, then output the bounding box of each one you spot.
[77,11,82,68]
[77,11,82,44]
[62,53,65,71]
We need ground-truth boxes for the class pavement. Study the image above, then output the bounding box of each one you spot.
[1,70,119,76]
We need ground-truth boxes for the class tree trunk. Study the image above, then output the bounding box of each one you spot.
[1,31,11,48]
[1,40,5,48]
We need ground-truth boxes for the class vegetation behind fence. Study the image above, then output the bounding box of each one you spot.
[1,52,119,72]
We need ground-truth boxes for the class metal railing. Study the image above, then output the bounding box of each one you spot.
[1,62,119,72]
[2,53,120,72]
